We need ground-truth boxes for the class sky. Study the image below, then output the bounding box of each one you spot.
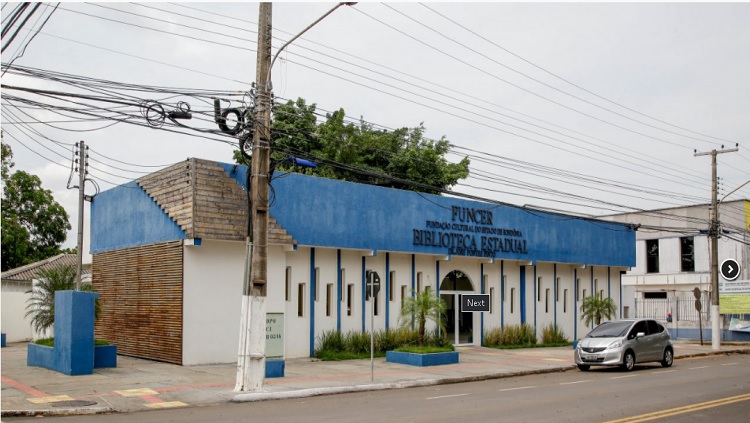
[1,1,749,259]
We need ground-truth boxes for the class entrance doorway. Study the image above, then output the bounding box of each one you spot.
[440,270,475,346]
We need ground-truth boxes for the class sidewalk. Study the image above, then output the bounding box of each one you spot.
[2,340,748,417]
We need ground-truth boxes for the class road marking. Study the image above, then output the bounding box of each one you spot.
[1,375,49,398]
[26,395,74,404]
[145,401,187,409]
[426,393,470,400]
[688,366,710,370]
[720,363,738,366]
[115,388,159,397]
[602,393,750,423]
[498,386,537,392]
[651,370,676,374]
[559,380,591,385]
[611,374,638,379]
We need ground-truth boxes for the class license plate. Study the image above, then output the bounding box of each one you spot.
[583,355,597,361]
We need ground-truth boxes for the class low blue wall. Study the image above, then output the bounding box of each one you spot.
[26,291,107,376]
[386,351,459,366]
[671,328,750,342]
[266,359,285,378]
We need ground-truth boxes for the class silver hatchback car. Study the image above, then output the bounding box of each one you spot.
[574,318,673,371]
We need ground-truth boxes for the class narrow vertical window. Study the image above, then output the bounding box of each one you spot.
[389,271,395,301]
[490,287,495,314]
[594,279,599,297]
[340,269,346,303]
[297,283,305,317]
[326,283,333,317]
[285,266,291,302]
[577,278,582,300]
[417,272,423,293]
[600,290,605,300]
[346,284,354,316]
[400,285,406,311]
[582,289,587,300]
[314,267,320,302]
[681,236,695,272]
[556,277,561,302]
[537,277,542,301]
[374,291,379,316]
[502,275,507,302]
[545,288,550,313]
[646,239,659,273]
[510,288,515,314]
[563,289,568,313]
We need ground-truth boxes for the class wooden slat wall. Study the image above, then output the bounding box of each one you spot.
[137,160,194,237]
[92,241,183,365]
[138,158,296,246]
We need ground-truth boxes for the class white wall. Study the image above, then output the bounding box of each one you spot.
[1,281,34,342]
[182,240,245,365]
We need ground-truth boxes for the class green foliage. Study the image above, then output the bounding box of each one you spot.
[541,324,569,344]
[394,345,454,354]
[398,289,447,346]
[1,143,71,271]
[24,264,101,335]
[32,338,111,347]
[579,293,617,327]
[314,328,449,360]
[483,324,538,347]
[233,98,470,193]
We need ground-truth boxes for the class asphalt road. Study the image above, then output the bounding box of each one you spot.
[5,354,749,423]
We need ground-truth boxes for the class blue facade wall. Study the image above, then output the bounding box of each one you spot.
[92,162,634,268]
[90,181,186,253]
[219,164,635,268]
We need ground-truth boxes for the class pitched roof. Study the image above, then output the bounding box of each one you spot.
[1,254,91,282]
[135,158,295,245]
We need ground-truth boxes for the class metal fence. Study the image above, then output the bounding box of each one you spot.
[635,297,711,322]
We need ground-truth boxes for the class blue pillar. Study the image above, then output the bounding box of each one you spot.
[337,250,342,332]
[54,291,98,376]
[309,248,316,357]
[385,253,390,329]
[520,266,526,325]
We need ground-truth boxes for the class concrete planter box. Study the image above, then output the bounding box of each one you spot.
[266,359,285,378]
[28,343,117,371]
[386,350,459,367]
[94,344,117,368]
[27,342,55,370]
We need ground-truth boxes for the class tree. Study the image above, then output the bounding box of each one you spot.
[579,293,617,327]
[233,98,470,194]
[25,264,100,335]
[398,289,447,346]
[1,142,71,271]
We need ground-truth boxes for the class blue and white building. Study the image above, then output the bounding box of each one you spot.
[90,158,635,365]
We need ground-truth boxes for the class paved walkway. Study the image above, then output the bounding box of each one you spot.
[2,340,748,417]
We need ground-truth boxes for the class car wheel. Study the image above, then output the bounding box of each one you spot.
[661,348,673,368]
[577,364,590,371]
[621,351,635,371]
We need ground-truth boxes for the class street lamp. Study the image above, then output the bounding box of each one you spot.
[235,2,356,393]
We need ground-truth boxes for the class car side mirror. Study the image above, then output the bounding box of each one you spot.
[636,332,646,338]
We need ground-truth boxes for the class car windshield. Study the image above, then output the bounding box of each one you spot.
[586,321,633,338]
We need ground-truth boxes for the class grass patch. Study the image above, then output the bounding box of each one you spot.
[315,328,449,361]
[33,338,111,347]
[394,345,454,354]
[487,342,572,350]
[315,350,386,361]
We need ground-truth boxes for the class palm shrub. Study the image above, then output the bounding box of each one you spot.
[541,323,568,344]
[579,292,617,327]
[25,264,100,335]
[398,289,447,346]
[483,324,537,347]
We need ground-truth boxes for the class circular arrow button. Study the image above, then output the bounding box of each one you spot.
[720,258,741,281]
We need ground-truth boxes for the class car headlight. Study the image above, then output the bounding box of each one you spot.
[607,340,622,350]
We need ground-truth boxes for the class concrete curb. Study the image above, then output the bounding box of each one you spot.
[1,407,113,418]
[232,366,577,403]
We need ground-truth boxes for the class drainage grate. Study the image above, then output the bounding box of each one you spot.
[52,400,98,408]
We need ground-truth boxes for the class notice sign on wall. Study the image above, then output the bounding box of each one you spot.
[719,280,750,315]
[266,313,284,358]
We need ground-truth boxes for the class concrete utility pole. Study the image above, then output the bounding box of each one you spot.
[74,140,87,291]
[694,144,738,351]
[235,2,272,393]
[235,1,356,393]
